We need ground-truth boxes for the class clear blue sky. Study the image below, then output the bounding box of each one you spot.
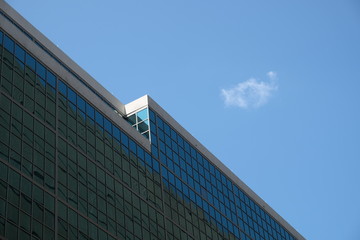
[7,1,360,239]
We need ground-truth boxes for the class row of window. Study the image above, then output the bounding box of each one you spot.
[0,38,57,129]
[152,111,295,240]
[149,114,247,239]
[0,93,56,195]
[152,116,245,238]
[0,161,55,240]
[0,31,56,88]
[163,183,241,240]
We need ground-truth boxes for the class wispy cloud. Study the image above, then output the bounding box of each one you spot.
[267,71,277,80]
[221,71,278,109]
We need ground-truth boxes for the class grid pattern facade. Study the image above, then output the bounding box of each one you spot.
[150,112,296,240]
[0,29,165,240]
[0,9,301,240]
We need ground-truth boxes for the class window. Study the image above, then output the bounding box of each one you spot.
[126,108,151,140]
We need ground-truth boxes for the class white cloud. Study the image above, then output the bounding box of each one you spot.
[221,71,278,109]
[267,71,277,80]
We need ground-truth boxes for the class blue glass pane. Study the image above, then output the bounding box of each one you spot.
[121,131,128,146]
[4,35,14,52]
[164,123,170,136]
[137,147,144,159]
[39,77,46,88]
[0,31,3,45]
[104,118,112,133]
[95,111,104,126]
[151,133,157,146]
[15,44,25,62]
[129,139,136,153]
[162,166,168,178]
[86,103,94,119]
[151,145,158,160]
[177,135,184,147]
[77,96,85,112]
[157,116,164,129]
[136,109,148,122]
[47,71,56,88]
[67,88,76,104]
[112,127,120,141]
[149,109,155,122]
[25,53,35,71]
[150,122,156,132]
[152,159,159,173]
[171,129,177,140]
[58,80,67,96]
[168,172,175,185]
[36,62,46,79]
[145,152,151,166]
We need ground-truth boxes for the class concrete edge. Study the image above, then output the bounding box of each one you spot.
[124,95,149,116]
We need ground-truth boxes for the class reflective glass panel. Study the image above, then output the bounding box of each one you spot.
[95,111,104,126]
[77,95,86,112]
[58,80,67,96]
[4,35,14,52]
[15,44,25,62]
[47,71,56,88]
[68,87,76,104]
[138,120,149,133]
[137,109,148,122]
[127,114,136,125]
[36,62,46,79]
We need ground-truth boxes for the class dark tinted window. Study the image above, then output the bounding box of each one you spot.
[4,35,14,52]
[104,118,112,133]
[25,53,35,71]
[86,103,94,119]
[36,62,46,79]
[47,71,56,88]
[67,87,76,104]
[95,111,103,126]
[58,80,67,96]
[112,126,120,141]
[77,96,86,112]
[15,44,25,62]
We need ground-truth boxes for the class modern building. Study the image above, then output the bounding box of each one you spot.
[0,1,304,240]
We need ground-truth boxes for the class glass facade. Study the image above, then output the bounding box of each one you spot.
[0,6,302,240]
